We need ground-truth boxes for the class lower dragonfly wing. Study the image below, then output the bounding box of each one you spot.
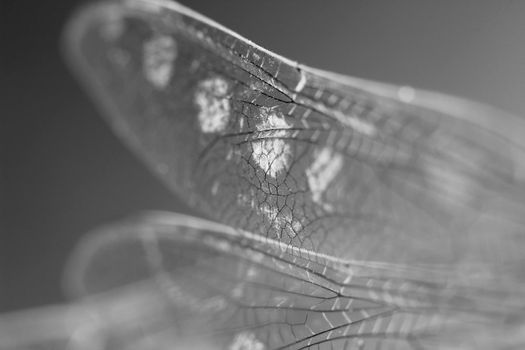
[59,212,525,350]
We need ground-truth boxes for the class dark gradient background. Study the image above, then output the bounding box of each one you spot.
[2,0,525,312]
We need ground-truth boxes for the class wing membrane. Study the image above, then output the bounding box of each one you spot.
[61,212,525,350]
[64,0,525,267]
[59,0,525,348]
[3,212,523,349]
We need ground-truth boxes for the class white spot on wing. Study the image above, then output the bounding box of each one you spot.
[211,180,220,195]
[259,203,296,239]
[295,71,307,92]
[231,284,244,299]
[343,112,377,137]
[252,108,292,178]
[194,76,231,133]
[229,332,265,350]
[260,203,279,223]
[306,147,343,211]
[143,35,177,89]
[226,148,234,161]
[100,9,124,41]
[398,85,415,103]
[291,219,302,234]
[425,158,470,205]
[259,204,283,236]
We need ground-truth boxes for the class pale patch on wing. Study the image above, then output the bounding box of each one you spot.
[424,158,471,206]
[252,108,292,178]
[194,76,231,133]
[294,70,307,92]
[142,34,177,89]
[256,109,291,134]
[259,204,280,234]
[229,332,265,350]
[258,204,296,239]
[341,111,377,137]
[211,180,220,196]
[237,187,257,209]
[398,85,416,103]
[306,147,344,211]
[291,219,302,234]
[99,7,124,41]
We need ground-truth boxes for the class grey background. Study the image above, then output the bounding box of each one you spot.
[2,0,525,312]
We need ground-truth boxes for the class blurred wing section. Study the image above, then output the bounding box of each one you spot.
[0,303,101,350]
[2,212,524,349]
[55,212,525,349]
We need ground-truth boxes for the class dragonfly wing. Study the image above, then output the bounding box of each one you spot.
[62,212,525,350]
[1,212,524,349]
[64,0,525,268]
[61,1,525,348]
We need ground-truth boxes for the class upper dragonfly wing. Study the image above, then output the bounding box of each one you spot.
[64,0,525,269]
[64,0,525,268]
[62,212,525,350]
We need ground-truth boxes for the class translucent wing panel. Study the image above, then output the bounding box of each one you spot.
[63,212,525,350]
[65,0,525,267]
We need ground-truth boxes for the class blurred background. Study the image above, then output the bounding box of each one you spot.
[2,0,525,312]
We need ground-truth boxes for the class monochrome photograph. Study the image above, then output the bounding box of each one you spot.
[2,1,525,349]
